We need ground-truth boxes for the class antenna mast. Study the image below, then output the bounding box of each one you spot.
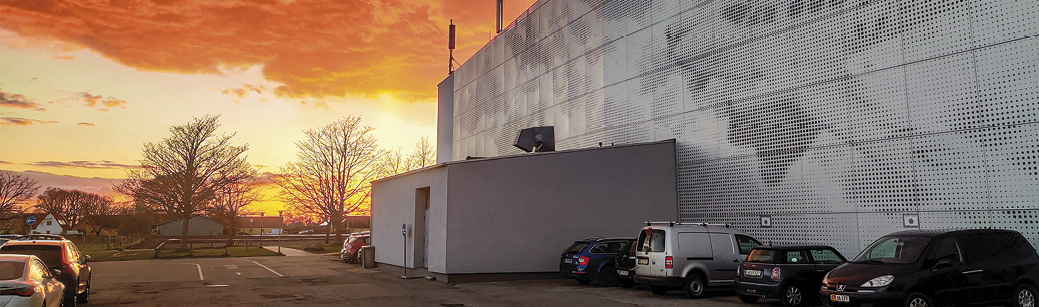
[449,20,456,75]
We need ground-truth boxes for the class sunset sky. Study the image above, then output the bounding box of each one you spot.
[0,0,537,181]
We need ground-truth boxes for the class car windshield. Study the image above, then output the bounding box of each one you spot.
[0,246,62,268]
[565,242,589,254]
[853,236,931,264]
[0,261,25,280]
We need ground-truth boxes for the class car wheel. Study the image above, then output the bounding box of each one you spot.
[75,281,89,303]
[683,274,706,299]
[738,294,760,304]
[63,289,77,307]
[597,267,618,287]
[650,285,669,295]
[781,283,804,307]
[1017,284,1037,307]
[904,292,932,307]
[576,279,592,285]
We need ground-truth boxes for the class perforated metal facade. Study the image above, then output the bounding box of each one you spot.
[447,0,1039,256]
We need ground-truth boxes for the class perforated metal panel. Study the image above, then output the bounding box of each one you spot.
[449,0,1039,256]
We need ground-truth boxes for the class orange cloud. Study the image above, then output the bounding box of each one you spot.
[77,122,95,126]
[49,91,129,111]
[48,55,75,60]
[215,84,268,98]
[0,90,46,111]
[29,160,140,169]
[0,0,537,101]
[0,117,58,125]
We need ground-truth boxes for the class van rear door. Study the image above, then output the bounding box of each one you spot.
[635,228,667,277]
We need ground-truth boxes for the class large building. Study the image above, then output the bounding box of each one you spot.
[437,0,1039,257]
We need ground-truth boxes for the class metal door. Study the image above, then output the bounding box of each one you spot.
[709,233,739,283]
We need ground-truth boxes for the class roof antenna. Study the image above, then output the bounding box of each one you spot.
[448,20,458,75]
[496,0,503,34]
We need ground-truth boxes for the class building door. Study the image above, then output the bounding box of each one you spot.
[415,187,430,268]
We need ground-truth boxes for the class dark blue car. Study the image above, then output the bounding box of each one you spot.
[559,237,635,286]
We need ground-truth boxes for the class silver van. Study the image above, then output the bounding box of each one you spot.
[633,222,762,298]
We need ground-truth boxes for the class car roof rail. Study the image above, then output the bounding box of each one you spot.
[645,221,677,226]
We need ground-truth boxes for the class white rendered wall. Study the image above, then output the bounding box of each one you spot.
[447,0,1039,257]
[371,167,449,273]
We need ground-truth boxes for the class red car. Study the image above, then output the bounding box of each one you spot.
[340,231,370,263]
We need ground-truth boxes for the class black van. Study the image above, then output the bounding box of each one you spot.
[820,229,1039,307]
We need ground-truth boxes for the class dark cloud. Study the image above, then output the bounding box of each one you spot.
[29,160,141,169]
[0,90,46,111]
[0,117,58,125]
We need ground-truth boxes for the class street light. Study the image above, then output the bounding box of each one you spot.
[278,210,284,254]
[259,211,265,247]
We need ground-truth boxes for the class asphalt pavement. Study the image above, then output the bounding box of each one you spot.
[86,254,771,306]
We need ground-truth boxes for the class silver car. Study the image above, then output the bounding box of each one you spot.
[0,254,65,307]
[633,222,762,298]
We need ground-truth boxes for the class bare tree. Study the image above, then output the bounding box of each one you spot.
[276,116,381,244]
[79,194,116,236]
[35,188,111,234]
[208,177,262,246]
[0,171,39,220]
[119,115,253,249]
[405,136,436,170]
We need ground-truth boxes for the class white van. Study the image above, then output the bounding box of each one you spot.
[632,222,762,298]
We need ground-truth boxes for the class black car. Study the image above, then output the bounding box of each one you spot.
[735,245,846,307]
[614,240,637,288]
[820,229,1039,307]
[560,237,634,286]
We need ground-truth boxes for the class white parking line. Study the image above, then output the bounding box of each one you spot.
[249,260,283,277]
[195,263,204,281]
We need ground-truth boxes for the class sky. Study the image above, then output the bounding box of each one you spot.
[0,0,538,182]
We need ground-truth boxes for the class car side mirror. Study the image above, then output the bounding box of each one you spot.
[932,260,951,272]
[81,255,91,263]
[51,269,62,278]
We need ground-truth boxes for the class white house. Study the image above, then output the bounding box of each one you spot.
[25,213,69,235]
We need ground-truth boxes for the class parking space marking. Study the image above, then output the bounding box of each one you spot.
[195,263,204,281]
[249,260,283,277]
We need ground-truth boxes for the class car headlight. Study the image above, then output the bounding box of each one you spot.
[822,271,830,284]
[861,275,894,287]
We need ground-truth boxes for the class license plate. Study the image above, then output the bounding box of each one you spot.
[745,269,762,277]
[617,270,629,276]
[638,259,649,265]
[831,294,850,303]
[564,259,573,264]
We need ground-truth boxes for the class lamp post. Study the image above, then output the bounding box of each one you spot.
[277,210,284,254]
[259,211,265,247]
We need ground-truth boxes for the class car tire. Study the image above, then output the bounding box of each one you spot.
[683,274,706,299]
[76,280,89,303]
[650,285,669,295]
[780,283,805,307]
[904,292,932,307]
[1016,284,1037,307]
[63,289,77,307]
[597,267,618,287]
[576,279,592,285]
[739,294,760,304]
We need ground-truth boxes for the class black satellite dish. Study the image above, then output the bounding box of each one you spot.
[514,126,555,153]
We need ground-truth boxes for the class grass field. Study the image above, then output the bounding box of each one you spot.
[283,243,340,254]
[76,241,280,261]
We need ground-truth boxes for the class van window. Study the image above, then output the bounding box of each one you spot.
[853,236,931,264]
[735,235,762,255]
[640,230,666,253]
[958,231,1033,263]
[930,237,964,263]
[809,249,844,264]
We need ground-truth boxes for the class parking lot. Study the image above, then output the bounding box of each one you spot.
[86,253,771,307]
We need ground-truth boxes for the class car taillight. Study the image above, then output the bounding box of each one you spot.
[665,256,673,269]
[0,286,35,297]
[578,256,589,265]
[771,267,781,280]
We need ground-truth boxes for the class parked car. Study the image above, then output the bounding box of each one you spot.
[0,254,65,307]
[340,231,370,263]
[820,229,1039,307]
[735,245,847,306]
[0,238,91,306]
[559,237,635,286]
[614,239,638,288]
[633,222,762,298]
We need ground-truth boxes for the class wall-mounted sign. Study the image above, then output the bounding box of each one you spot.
[903,214,920,228]
[760,215,772,228]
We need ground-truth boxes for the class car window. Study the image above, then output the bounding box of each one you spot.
[747,249,776,263]
[0,260,25,280]
[0,245,63,268]
[809,249,844,264]
[735,235,761,255]
[591,242,626,254]
[958,231,1032,263]
[363,237,370,244]
[853,236,931,264]
[929,237,964,264]
[566,242,589,253]
[785,250,808,263]
[29,259,47,280]
[65,242,79,262]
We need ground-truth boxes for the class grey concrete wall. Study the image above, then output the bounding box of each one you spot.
[371,167,449,273]
[444,140,678,274]
[436,75,453,164]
